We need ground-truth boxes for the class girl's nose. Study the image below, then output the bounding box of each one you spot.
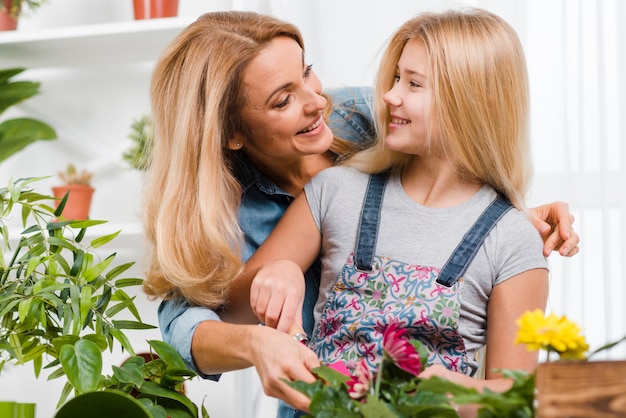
[383,86,401,107]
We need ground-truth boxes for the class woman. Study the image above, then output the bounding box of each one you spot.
[142,10,579,413]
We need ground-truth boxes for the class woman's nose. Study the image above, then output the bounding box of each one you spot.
[303,89,327,114]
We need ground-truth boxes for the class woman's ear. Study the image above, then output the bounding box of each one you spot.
[227,134,244,150]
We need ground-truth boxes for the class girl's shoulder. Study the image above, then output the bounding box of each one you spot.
[306,166,370,197]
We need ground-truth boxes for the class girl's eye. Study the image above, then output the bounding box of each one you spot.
[410,81,422,88]
[393,75,400,84]
[304,64,313,78]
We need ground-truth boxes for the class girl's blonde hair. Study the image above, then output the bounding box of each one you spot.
[143,12,305,308]
[348,8,531,210]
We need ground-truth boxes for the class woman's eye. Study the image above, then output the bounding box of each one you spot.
[304,64,313,78]
[276,96,291,109]
[410,81,422,88]
[393,75,400,84]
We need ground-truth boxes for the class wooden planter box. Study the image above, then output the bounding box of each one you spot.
[535,360,626,417]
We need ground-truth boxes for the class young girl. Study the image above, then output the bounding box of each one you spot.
[231,7,549,402]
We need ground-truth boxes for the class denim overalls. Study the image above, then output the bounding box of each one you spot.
[309,172,512,374]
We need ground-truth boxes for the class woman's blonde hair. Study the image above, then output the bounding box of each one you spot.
[142,12,306,308]
[348,8,531,210]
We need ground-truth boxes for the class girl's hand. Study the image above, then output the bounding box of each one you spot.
[250,259,306,333]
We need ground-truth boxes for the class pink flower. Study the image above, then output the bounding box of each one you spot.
[346,358,372,399]
[382,321,421,375]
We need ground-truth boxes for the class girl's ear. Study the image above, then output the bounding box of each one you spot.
[227,133,244,150]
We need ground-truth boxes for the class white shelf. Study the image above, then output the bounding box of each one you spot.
[0,17,195,68]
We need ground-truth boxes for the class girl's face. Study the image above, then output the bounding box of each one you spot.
[382,38,441,156]
[233,36,333,161]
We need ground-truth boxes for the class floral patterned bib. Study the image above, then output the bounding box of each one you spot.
[308,172,512,375]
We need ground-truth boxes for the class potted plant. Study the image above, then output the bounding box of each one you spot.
[0,0,48,31]
[1,177,205,417]
[0,67,56,161]
[52,163,95,221]
[122,114,153,171]
[132,0,178,20]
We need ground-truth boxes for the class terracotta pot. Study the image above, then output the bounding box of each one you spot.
[52,184,95,221]
[132,0,178,20]
[0,0,18,31]
[535,360,626,418]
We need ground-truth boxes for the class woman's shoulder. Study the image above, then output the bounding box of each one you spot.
[324,86,375,145]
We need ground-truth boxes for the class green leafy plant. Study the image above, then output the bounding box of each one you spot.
[288,321,535,418]
[0,177,205,417]
[0,67,56,163]
[122,114,153,171]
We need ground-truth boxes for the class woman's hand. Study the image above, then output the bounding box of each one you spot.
[527,201,580,257]
[249,325,319,411]
[250,259,306,333]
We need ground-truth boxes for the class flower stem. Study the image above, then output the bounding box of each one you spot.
[374,356,385,395]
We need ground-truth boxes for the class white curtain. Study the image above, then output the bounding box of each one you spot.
[233,0,626,356]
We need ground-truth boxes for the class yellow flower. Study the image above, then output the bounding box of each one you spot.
[515,309,589,360]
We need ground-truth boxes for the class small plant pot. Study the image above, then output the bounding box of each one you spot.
[0,0,18,31]
[535,360,626,417]
[52,184,95,220]
[132,0,178,20]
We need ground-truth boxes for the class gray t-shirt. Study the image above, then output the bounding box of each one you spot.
[304,166,549,373]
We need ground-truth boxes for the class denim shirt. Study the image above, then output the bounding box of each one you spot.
[157,86,375,381]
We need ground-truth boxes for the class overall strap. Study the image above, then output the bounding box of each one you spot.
[354,172,390,271]
[436,194,513,287]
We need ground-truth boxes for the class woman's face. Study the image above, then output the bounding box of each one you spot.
[382,38,441,156]
[232,36,333,161]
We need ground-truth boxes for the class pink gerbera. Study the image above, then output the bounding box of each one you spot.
[346,358,373,399]
[382,321,421,375]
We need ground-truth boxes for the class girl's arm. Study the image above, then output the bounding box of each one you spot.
[224,193,322,332]
[419,267,549,394]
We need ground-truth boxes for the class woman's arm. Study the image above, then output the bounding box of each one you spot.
[527,202,579,257]
[191,320,319,411]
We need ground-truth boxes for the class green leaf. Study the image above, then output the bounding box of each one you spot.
[312,365,350,386]
[59,339,103,394]
[0,78,39,113]
[112,363,145,387]
[159,368,197,388]
[148,340,187,369]
[112,320,157,330]
[138,380,198,417]
[109,328,135,356]
[104,262,134,281]
[79,285,92,326]
[90,230,121,249]
[0,117,56,163]
[359,394,399,418]
[83,254,115,282]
